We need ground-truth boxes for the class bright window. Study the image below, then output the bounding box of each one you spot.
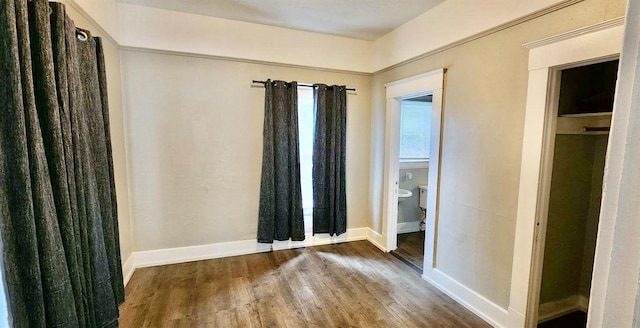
[298,87,314,216]
[399,100,432,162]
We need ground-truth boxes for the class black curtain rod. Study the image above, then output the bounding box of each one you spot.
[252,80,356,92]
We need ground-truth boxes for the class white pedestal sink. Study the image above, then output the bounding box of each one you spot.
[398,189,412,203]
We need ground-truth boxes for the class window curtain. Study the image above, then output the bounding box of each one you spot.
[257,80,305,243]
[313,84,347,236]
[0,0,123,326]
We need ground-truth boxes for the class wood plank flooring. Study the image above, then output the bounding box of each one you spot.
[394,231,426,270]
[119,240,489,327]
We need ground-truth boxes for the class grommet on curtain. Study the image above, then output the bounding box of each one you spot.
[76,29,88,41]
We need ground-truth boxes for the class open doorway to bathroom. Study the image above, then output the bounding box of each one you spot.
[392,96,432,272]
[382,69,444,277]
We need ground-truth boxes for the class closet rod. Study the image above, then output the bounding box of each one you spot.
[252,80,356,92]
[584,126,610,133]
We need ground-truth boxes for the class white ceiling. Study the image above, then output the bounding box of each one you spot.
[115,0,446,41]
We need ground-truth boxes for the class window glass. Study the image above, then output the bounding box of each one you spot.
[298,87,314,213]
[400,100,432,160]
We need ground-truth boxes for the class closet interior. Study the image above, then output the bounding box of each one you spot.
[537,59,619,327]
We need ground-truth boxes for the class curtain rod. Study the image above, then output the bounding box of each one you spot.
[252,80,356,92]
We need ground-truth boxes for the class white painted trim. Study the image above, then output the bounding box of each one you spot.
[122,254,136,286]
[524,17,625,49]
[527,24,624,70]
[135,239,272,268]
[538,295,588,323]
[508,21,623,328]
[397,221,421,234]
[119,46,372,77]
[125,228,388,278]
[271,228,369,251]
[383,69,445,257]
[423,268,508,327]
[366,229,388,252]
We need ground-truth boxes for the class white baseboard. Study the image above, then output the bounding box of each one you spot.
[397,221,421,234]
[367,228,388,252]
[422,267,508,327]
[135,238,272,268]
[122,254,135,286]
[272,228,369,251]
[538,295,588,323]
[126,227,385,278]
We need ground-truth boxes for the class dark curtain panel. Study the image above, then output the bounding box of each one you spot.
[313,84,347,236]
[257,80,305,243]
[0,0,123,326]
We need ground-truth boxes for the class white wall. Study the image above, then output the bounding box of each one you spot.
[120,50,372,251]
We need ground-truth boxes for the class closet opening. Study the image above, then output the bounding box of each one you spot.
[536,59,618,328]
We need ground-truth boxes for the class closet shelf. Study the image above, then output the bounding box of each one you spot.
[559,112,612,118]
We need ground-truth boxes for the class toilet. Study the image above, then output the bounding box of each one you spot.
[418,185,428,231]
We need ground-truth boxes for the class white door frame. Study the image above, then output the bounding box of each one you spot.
[382,69,444,270]
[506,19,624,327]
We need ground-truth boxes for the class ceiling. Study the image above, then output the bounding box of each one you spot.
[116,0,446,41]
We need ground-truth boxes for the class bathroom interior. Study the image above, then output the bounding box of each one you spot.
[536,59,618,328]
[393,95,432,272]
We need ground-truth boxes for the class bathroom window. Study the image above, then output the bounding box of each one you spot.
[399,99,432,168]
[298,87,314,216]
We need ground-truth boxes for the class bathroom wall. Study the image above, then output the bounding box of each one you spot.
[121,50,372,251]
[59,1,134,266]
[368,0,626,309]
[398,168,428,225]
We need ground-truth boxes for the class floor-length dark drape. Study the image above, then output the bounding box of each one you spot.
[257,80,305,243]
[313,84,347,236]
[0,0,123,326]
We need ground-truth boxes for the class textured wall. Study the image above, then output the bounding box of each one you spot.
[121,51,372,251]
[368,0,626,308]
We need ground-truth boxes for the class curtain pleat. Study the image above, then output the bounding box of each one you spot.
[257,80,305,243]
[0,0,123,326]
[312,84,347,236]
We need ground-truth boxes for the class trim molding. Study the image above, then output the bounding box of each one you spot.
[120,46,373,76]
[397,221,421,234]
[122,254,135,286]
[62,0,591,74]
[538,295,589,323]
[423,268,509,327]
[524,17,625,49]
[125,227,388,279]
[367,228,388,252]
[373,0,584,75]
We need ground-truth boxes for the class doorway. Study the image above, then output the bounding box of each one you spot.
[392,96,432,272]
[535,59,617,327]
[506,19,624,327]
[382,69,444,273]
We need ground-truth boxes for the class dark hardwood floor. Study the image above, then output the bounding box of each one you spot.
[538,311,587,328]
[393,231,426,270]
[119,240,489,327]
